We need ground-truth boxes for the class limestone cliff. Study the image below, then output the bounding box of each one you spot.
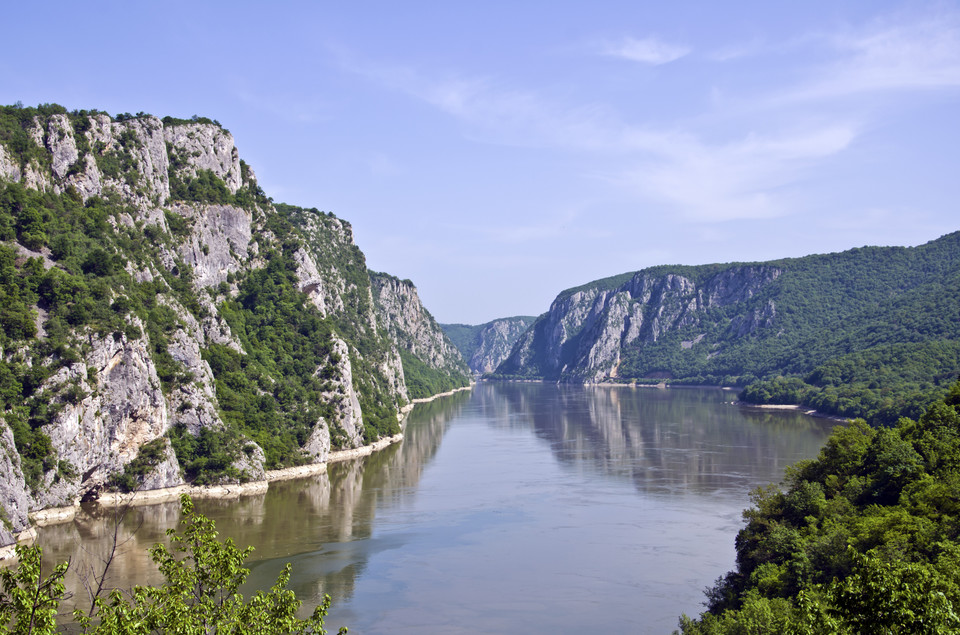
[369,273,470,399]
[0,104,448,544]
[496,265,789,383]
[441,316,537,374]
[497,233,960,385]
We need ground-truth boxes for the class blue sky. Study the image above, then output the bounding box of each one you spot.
[4,1,960,323]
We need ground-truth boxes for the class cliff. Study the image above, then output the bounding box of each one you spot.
[369,272,470,399]
[0,104,461,545]
[441,316,537,374]
[496,235,960,387]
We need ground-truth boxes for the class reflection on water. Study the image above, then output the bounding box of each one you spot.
[485,383,829,497]
[38,384,832,633]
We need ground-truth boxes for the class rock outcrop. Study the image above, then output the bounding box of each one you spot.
[370,273,470,398]
[0,105,457,544]
[441,316,537,375]
[497,266,783,383]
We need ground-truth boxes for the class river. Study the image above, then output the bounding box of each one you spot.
[38,382,835,634]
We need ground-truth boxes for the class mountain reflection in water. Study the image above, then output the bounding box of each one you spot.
[38,384,832,634]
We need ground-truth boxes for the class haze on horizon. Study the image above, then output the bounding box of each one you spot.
[4,1,959,324]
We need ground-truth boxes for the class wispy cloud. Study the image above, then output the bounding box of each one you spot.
[334,8,960,223]
[619,125,857,221]
[600,36,690,65]
[777,13,960,102]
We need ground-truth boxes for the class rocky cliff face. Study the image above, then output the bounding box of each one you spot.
[0,105,449,544]
[497,266,782,383]
[369,273,470,398]
[441,316,536,375]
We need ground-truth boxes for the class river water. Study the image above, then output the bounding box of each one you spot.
[38,383,834,634]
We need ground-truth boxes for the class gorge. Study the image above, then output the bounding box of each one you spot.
[0,104,469,549]
[3,102,960,633]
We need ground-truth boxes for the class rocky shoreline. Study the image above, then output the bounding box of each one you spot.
[1,384,473,561]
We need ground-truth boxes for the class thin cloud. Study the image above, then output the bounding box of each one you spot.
[778,13,960,103]
[344,56,861,222]
[601,36,690,65]
[618,125,857,221]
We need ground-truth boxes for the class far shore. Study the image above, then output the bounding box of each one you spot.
[4,382,476,556]
[736,401,850,422]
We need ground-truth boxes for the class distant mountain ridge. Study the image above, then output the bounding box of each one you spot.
[494,233,960,415]
[441,316,537,374]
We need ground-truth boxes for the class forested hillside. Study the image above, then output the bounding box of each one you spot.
[495,234,960,421]
[0,103,464,546]
[678,381,960,633]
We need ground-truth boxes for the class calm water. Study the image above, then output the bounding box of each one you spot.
[38,383,834,634]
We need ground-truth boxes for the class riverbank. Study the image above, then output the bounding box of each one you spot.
[8,384,475,549]
[736,401,851,422]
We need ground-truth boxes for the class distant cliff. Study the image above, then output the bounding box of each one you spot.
[0,104,465,545]
[370,272,470,398]
[441,316,536,374]
[496,235,960,390]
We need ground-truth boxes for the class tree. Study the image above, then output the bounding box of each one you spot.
[0,495,346,634]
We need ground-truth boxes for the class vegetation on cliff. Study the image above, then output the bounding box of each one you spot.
[495,233,960,422]
[441,316,537,375]
[678,381,960,633]
[369,271,470,399]
[0,103,457,504]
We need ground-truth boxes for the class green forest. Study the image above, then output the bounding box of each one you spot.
[678,381,960,633]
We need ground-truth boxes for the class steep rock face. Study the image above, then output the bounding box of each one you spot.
[163,123,242,193]
[172,202,254,289]
[441,316,537,375]
[498,266,782,382]
[369,273,470,388]
[0,426,30,543]
[285,205,409,415]
[0,106,450,542]
[37,326,170,509]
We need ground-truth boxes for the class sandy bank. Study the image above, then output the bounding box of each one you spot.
[736,402,850,422]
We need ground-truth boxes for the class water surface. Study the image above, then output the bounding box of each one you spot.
[39,383,834,634]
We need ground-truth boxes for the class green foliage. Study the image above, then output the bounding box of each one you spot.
[169,169,232,205]
[741,341,960,425]
[107,438,169,492]
[207,247,344,467]
[678,381,960,633]
[0,543,68,633]
[160,114,222,127]
[399,348,468,400]
[508,233,960,421]
[0,497,345,634]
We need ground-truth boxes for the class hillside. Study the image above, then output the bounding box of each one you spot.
[369,272,470,398]
[441,315,536,374]
[494,235,960,418]
[679,382,960,633]
[0,103,464,546]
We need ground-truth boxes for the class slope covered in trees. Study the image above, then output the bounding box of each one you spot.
[0,103,464,542]
[678,382,960,633]
[495,233,960,421]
